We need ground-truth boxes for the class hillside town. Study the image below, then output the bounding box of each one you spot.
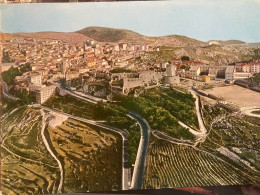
[1,35,260,104]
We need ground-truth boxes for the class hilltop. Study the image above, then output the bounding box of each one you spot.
[76,26,156,44]
[76,26,206,47]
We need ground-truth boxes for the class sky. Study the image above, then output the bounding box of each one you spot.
[1,0,260,42]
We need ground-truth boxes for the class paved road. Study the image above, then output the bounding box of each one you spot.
[152,130,193,147]
[36,105,130,190]
[40,110,63,193]
[240,107,260,118]
[1,78,19,101]
[52,82,106,104]
[128,112,150,190]
[189,88,207,138]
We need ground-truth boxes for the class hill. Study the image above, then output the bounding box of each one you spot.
[76,26,155,44]
[76,26,206,47]
[14,32,93,46]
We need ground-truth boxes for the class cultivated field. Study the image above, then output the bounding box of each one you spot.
[1,106,60,195]
[205,85,260,108]
[47,118,122,192]
[144,135,260,189]
[200,104,260,171]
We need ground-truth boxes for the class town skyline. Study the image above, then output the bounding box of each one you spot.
[1,0,260,42]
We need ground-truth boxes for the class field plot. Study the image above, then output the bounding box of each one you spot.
[205,85,260,108]
[1,106,60,195]
[144,136,260,189]
[200,104,260,170]
[47,118,122,192]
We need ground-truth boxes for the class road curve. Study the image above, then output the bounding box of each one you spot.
[128,111,151,190]
[189,88,207,139]
[1,78,19,101]
[241,107,260,118]
[36,105,129,191]
[40,110,63,194]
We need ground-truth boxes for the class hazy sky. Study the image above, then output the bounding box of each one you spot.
[1,0,260,42]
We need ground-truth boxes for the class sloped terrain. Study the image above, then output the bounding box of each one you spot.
[1,106,60,195]
[144,135,260,189]
[47,118,122,192]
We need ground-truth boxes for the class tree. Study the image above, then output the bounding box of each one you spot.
[181,56,190,61]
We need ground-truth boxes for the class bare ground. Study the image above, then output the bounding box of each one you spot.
[205,85,260,108]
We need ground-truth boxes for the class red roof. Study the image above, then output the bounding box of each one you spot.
[250,62,260,65]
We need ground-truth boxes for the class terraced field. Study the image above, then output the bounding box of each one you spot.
[1,106,60,195]
[199,104,260,170]
[144,136,260,189]
[47,118,122,192]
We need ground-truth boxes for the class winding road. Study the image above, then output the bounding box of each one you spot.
[1,78,19,101]
[35,105,130,191]
[128,112,150,190]
[40,110,63,194]
[240,107,260,118]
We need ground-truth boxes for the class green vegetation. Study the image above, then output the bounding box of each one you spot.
[47,119,122,192]
[1,106,60,195]
[252,110,260,115]
[1,63,31,85]
[44,95,140,169]
[144,135,260,189]
[95,101,135,129]
[1,67,22,85]
[251,48,260,60]
[77,26,154,44]
[181,56,190,61]
[44,95,135,129]
[199,104,260,170]
[116,88,198,140]
[44,95,97,120]
[2,50,14,63]
[252,73,260,83]
[127,124,141,167]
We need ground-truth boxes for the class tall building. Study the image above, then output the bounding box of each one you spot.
[35,85,56,104]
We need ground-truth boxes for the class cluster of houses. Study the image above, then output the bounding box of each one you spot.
[2,37,161,103]
[2,36,260,104]
[182,61,260,82]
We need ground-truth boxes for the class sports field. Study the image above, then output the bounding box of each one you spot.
[205,85,260,108]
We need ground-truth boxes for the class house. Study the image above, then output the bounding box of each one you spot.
[87,61,96,67]
[225,66,235,80]
[250,62,260,74]
[29,72,42,85]
[188,66,201,77]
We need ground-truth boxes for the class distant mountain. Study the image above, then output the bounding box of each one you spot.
[76,26,155,44]
[14,32,93,46]
[76,26,206,47]
[208,40,247,45]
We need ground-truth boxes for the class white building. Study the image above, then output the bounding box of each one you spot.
[250,62,260,74]
[225,66,235,80]
[29,72,42,85]
[234,72,253,79]
[35,85,56,104]
[188,66,201,77]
